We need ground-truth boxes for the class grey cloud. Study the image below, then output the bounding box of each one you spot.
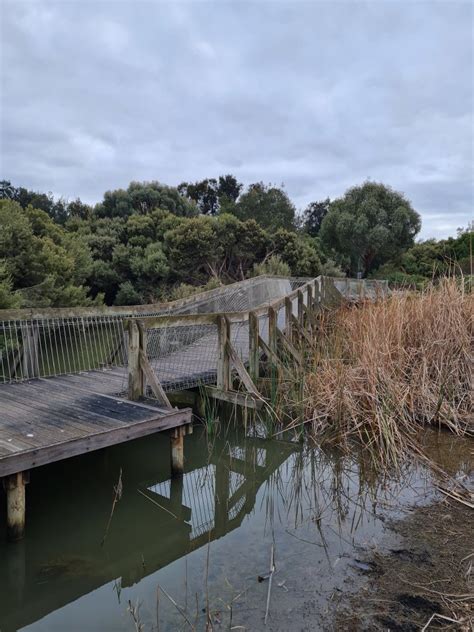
[1,0,472,238]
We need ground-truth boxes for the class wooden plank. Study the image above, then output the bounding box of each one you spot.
[0,387,128,438]
[297,290,304,326]
[257,335,292,378]
[202,386,264,409]
[225,340,260,396]
[127,320,142,400]
[284,296,293,341]
[0,408,192,478]
[290,313,315,348]
[216,315,230,390]
[139,349,172,408]
[276,327,303,366]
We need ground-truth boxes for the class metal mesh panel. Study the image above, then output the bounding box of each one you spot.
[0,316,126,383]
[332,278,389,300]
[146,323,219,392]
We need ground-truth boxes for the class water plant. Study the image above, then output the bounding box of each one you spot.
[272,277,473,465]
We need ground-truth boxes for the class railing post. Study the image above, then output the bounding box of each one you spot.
[297,290,304,327]
[314,278,321,307]
[321,276,327,304]
[22,323,39,379]
[248,311,259,383]
[284,296,293,341]
[268,306,278,398]
[217,315,231,391]
[268,306,277,356]
[307,285,313,323]
[128,319,144,400]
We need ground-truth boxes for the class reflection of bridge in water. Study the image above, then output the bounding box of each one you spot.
[0,428,300,632]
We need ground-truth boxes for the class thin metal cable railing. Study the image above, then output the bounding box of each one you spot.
[0,277,383,388]
[0,316,127,384]
[0,276,309,386]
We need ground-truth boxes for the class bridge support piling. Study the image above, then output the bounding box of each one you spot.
[170,427,185,476]
[5,472,28,542]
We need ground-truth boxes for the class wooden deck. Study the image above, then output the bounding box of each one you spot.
[0,371,192,478]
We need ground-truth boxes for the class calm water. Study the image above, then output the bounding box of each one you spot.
[0,421,471,631]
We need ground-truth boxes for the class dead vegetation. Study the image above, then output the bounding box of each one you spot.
[273,278,473,466]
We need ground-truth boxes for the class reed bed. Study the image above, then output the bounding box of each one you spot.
[274,278,473,464]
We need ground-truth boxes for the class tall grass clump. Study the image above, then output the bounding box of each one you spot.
[290,278,472,463]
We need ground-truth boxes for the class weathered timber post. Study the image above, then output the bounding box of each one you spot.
[21,323,39,379]
[138,321,147,396]
[248,311,259,383]
[214,455,230,536]
[314,278,321,307]
[170,426,185,475]
[268,306,277,357]
[5,472,28,541]
[128,320,144,400]
[268,306,278,398]
[321,276,327,304]
[297,290,304,327]
[217,315,231,391]
[285,296,293,342]
[306,285,313,329]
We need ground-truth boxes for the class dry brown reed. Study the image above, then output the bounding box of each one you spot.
[277,278,473,464]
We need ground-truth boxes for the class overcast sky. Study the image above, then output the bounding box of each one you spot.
[1,1,472,239]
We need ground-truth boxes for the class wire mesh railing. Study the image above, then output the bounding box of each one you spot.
[0,276,387,389]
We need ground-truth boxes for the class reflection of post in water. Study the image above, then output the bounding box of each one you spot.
[214,455,230,536]
[169,475,184,520]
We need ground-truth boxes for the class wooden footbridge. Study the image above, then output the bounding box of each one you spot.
[0,275,387,540]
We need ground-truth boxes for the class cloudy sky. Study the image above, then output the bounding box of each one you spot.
[1,1,472,239]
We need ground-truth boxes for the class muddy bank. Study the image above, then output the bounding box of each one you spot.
[335,499,473,631]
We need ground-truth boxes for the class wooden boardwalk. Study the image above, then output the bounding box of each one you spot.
[0,372,191,478]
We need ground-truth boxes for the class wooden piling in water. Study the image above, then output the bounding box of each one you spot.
[5,472,27,542]
[170,427,185,475]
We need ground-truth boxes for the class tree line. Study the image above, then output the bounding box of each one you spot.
[0,177,470,309]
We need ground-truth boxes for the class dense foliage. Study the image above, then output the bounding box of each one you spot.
[0,177,470,308]
[320,182,421,276]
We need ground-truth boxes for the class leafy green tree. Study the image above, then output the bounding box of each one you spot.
[233,182,296,231]
[302,198,330,237]
[0,200,94,306]
[252,255,291,277]
[96,181,197,218]
[178,175,243,216]
[213,214,269,279]
[177,179,220,215]
[165,216,222,283]
[272,229,321,276]
[0,262,22,308]
[371,225,473,284]
[0,180,15,199]
[68,198,92,220]
[114,281,142,306]
[320,182,421,276]
[218,175,243,203]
